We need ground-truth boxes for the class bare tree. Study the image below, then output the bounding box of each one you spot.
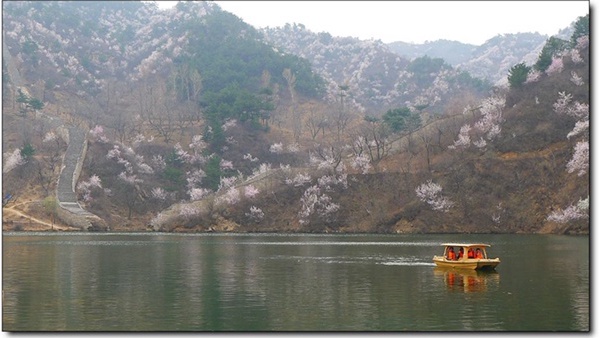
[304,102,328,140]
[36,160,52,195]
[138,79,178,143]
[418,128,434,172]
[171,64,203,122]
[312,141,345,173]
[351,119,392,171]
[283,68,301,141]
[334,84,352,140]
[34,131,63,196]
[108,108,131,144]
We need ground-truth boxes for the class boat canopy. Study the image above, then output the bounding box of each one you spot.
[440,243,491,248]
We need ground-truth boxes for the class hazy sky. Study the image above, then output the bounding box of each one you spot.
[154,1,588,45]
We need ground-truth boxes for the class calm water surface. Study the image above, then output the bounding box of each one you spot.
[2,233,589,331]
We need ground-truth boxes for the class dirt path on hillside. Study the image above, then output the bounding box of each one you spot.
[3,205,78,231]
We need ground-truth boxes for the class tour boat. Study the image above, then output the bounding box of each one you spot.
[432,243,500,270]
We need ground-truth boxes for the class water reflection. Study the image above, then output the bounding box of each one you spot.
[433,268,500,293]
[2,233,588,331]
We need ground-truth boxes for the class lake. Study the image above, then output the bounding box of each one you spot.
[2,232,589,331]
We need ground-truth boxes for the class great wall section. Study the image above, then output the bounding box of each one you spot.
[3,38,105,230]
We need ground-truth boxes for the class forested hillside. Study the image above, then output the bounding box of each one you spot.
[387,20,579,87]
[2,1,589,234]
[262,24,490,115]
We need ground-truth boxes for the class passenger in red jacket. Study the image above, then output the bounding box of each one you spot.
[457,247,464,259]
[467,248,475,258]
[475,248,484,259]
[447,247,456,260]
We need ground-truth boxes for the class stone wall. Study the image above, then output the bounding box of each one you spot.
[55,127,107,230]
[150,167,312,231]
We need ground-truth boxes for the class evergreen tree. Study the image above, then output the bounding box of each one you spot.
[382,107,421,133]
[570,14,589,47]
[204,156,222,191]
[508,62,530,88]
[21,143,35,159]
[534,37,568,72]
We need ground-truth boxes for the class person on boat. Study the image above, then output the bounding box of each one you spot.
[447,247,456,260]
[475,248,484,259]
[457,247,464,259]
[467,248,474,258]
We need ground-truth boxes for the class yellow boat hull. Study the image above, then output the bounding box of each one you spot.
[433,256,500,270]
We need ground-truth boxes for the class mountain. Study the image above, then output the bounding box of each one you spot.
[261,24,490,115]
[457,33,547,86]
[388,39,476,66]
[2,2,589,235]
[1,1,322,100]
[388,33,547,86]
[387,20,579,86]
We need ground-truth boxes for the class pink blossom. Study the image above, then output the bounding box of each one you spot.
[554,92,588,120]
[473,138,487,148]
[245,206,264,223]
[415,180,453,212]
[287,143,300,153]
[269,143,284,154]
[570,71,584,86]
[570,49,583,64]
[88,175,102,188]
[250,163,272,178]
[186,169,206,189]
[43,131,57,143]
[567,120,589,139]
[106,145,121,159]
[285,173,312,187]
[179,204,199,219]
[222,118,237,131]
[132,134,151,146]
[138,163,154,174]
[317,174,347,190]
[553,91,573,114]
[351,153,371,174]
[569,102,589,121]
[449,125,471,149]
[309,152,336,171]
[297,184,340,224]
[90,125,109,143]
[546,56,564,74]
[576,35,589,50]
[174,143,193,164]
[220,159,234,170]
[566,141,589,176]
[547,204,587,223]
[473,96,505,141]
[77,175,103,202]
[244,185,260,198]
[243,153,259,162]
[150,210,166,230]
[151,187,168,200]
[118,172,143,185]
[151,155,166,172]
[218,176,238,191]
[226,136,237,145]
[189,135,207,153]
[219,187,240,205]
[189,187,210,201]
[3,149,24,173]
